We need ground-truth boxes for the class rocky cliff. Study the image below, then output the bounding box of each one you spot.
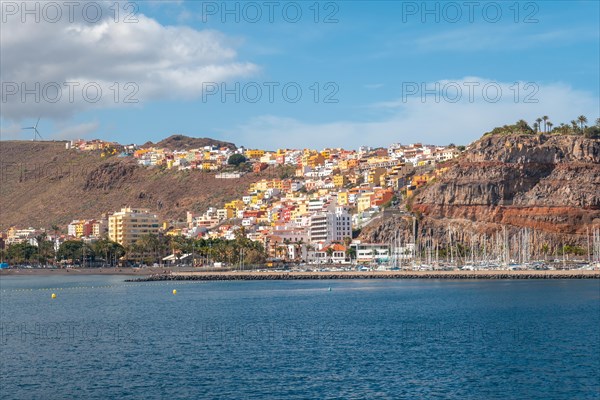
[361,134,600,249]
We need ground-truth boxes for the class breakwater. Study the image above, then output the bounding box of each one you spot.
[126,270,600,282]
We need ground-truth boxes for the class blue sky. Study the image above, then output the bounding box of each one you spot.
[1,0,598,149]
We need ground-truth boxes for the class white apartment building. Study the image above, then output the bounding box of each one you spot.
[308,199,325,212]
[309,206,352,243]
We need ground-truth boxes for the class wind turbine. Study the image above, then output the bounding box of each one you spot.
[22,118,43,141]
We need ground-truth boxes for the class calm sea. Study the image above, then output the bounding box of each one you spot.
[1,276,599,399]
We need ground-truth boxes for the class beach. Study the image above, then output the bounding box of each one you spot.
[0,267,176,276]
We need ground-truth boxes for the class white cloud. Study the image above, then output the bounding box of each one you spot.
[233,77,599,149]
[415,26,597,52]
[0,4,258,121]
[54,121,100,140]
[0,122,24,140]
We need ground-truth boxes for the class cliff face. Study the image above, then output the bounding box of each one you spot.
[360,135,600,246]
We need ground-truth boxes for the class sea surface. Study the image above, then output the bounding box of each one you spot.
[1,276,599,399]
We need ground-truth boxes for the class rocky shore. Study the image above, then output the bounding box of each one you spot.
[126,270,600,282]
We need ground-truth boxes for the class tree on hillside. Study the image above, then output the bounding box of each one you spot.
[535,118,542,133]
[570,120,579,133]
[228,154,247,166]
[577,115,588,131]
[584,125,600,139]
[542,116,549,133]
[484,120,534,136]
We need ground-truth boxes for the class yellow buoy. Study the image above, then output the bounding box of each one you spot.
[172,289,177,295]
[51,293,57,299]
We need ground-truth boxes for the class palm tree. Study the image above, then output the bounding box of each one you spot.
[533,122,539,133]
[50,224,60,265]
[35,232,57,267]
[547,122,553,132]
[283,238,291,260]
[535,118,542,133]
[557,123,567,134]
[595,118,600,128]
[276,245,287,260]
[577,115,588,132]
[135,233,162,264]
[542,116,549,133]
[293,239,304,263]
[326,247,334,264]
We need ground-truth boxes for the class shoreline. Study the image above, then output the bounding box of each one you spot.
[2,268,598,280]
[0,267,177,276]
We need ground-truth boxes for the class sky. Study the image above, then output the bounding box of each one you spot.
[1,0,599,149]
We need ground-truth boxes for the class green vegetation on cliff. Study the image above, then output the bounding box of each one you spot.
[484,116,600,138]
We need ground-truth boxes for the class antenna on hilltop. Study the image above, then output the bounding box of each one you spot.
[22,117,43,141]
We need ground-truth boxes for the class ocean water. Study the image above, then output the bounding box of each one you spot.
[0,276,599,399]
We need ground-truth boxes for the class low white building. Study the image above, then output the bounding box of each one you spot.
[352,243,390,263]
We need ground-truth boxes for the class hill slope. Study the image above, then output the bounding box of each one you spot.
[0,141,263,229]
[144,135,236,151]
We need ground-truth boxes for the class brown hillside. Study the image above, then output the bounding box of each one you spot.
[145,135,236,151]
[0,141,264,230]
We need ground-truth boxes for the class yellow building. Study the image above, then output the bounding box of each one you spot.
[217,208,234,220]
[253,180,272,192]
[301,151,325,168]
[108,207,160,246]
[245,149,265,159]
[367,167,386,185]
[165,228,182,237]
[379,173,388,188]
[333,174,349,188]
[411,174,434,187]
[225,200,244,212]
[357,192,374,212]
[308,154,325,168]
[290,201,308,219]
[272,179,283,190]
[337,191,349,206]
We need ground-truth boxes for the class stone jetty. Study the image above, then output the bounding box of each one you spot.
[125,270,600,282]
